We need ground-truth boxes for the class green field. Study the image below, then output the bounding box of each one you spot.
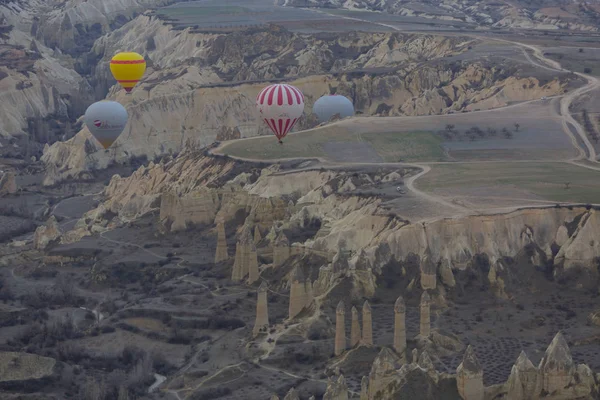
[221,129,447,162]
[418,162,600,203]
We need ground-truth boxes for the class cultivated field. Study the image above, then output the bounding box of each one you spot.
[543,46,600,76]
[221,100,576,163]
[417,162,600,205]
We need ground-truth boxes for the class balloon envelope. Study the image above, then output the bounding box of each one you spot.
[110,52,146,93]
[256,83,304,142]
[312,94,354,122]
[84,101,128,149]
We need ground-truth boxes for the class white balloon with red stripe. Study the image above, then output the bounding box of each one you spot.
[256,83,304,143]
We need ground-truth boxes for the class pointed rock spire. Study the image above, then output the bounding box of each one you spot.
[360,376,369,400]
[323,374,349,400]
[335,301,346,356]
[351,306,361,347]
[362,300,373,346]
[393,296,406,361]
[283,388,300,400]
[539,332,574,394]
[456,345,484,400]
[254,225,262,244]
[394,295,405,313]
[418,350,435,371]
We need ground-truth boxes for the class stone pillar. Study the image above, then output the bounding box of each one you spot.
[393,295,406,362]
[273,231,290,267]
[214,221,228,263]
[456,345,484,400]
[362,300,373,346]
[231,242,243,282]
[334,301,346,356]
[539,332,574,395]
[420,291,431,337]
[305,279,313,305]
[253,281,269,336]
[420,255,437,290]
[247,244,259,284]
[288,267,307,320]
[254,226,262,245]
[350,306,361,347]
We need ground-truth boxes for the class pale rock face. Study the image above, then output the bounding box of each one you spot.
[323,375,349,400]
[539,332,574,395]
[283,388,300,400]
[368,347,402,397]
[456,345,484,400]
[0,172,17,196]
[33,215,62,250]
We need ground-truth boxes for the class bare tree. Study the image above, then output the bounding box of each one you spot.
[487,127,497,137]
[445,124,455,133]
[502,128,513,139]
[564,182,571,189]
[514,123,520,132]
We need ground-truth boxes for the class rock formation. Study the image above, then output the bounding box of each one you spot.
[0,172,17,196]
[362,300,373,346]
[247,244,259,284]
[273,231,290,267]
[33,216,62,250]
[420,291,431,337]
[420,254,437,290]
[456,345,484,400]
[323,374,349,400]
[335,301,346,356]
[283,388,300,400]
[360,376,369,400]
[506,351,540,399]
[254,226,262,244]
[393,296,406,362]
[350,306,361,347]
[539,331,575,395]
[289,267,308,319]
[368,347,402,398]
[214,221,228,263]
[231,225,254,282]
[253,281,269,336]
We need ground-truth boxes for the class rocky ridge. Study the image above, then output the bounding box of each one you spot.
[40,14,574,185]
[62,152,600,302]
[279,0,600,32]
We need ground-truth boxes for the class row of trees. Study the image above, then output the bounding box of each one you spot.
[438,123,520,141]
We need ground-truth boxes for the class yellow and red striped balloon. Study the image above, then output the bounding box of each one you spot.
[109,52,146,94]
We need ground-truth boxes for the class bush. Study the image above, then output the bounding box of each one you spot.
[584,67,592,73]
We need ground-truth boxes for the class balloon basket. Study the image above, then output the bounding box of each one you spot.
[278,140,283,145]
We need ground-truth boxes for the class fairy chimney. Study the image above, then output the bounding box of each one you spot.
[323,374,349,400]
[273,230,290,267]
[360,376,368,400]
[253,281,269,336]
[350,307,361,347]
[456,345,484,400]
[506,351,540,399]
[393,296,407,361]
[335,301,346,356]
[539,332,574,394]
[254,225,262,244]
[214,221,228,263]
[289,267,307,319]
[247,243,259,284]
[420,254,437,290]
[420,291,431,337]
[232,225,253,281]
[362,301,373,346]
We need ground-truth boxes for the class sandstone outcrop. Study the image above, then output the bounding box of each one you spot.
[33,215,62,250]
[361,300,373,346]
[393,295,407,361]
[334,300,346,356]
[323,374,349,400]
[456,345,484,400]
[0,351,56,384]
[214,221,228,264]
[350,306,361,348]
[0,172,17,196]
[420,291,431,337]
[253,281,269,336]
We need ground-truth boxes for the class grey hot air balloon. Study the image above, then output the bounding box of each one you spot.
[312,94,354,123]
[83,101,128,149]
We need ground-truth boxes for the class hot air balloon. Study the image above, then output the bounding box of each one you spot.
[109,52,146,94]
[256,83,304,144]
[312,94,354,123]
[83,101,128,149]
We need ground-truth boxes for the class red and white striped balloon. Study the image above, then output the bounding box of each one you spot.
[256,83,304,143]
